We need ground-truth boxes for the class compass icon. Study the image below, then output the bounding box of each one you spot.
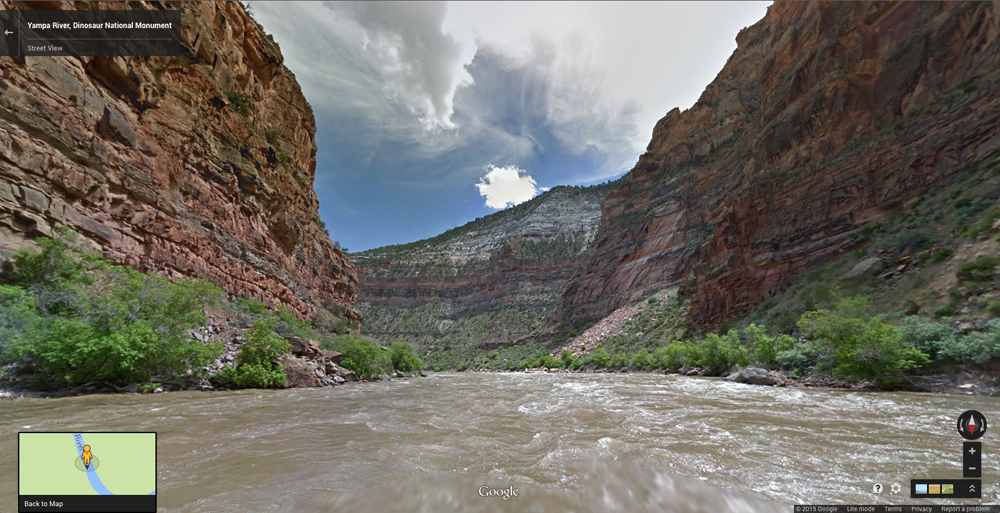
[957,410,987,440]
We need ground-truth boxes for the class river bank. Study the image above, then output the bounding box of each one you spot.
[493,362,1000,396]
[4,358,996,400]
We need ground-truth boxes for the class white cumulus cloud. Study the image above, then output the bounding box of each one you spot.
[475,165,541,209]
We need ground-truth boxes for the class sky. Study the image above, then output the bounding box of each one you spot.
[251,1,771,252]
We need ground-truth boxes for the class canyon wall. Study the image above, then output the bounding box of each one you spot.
[353,185,609,347]
[0,1,358,320]
[561,1,1000,327]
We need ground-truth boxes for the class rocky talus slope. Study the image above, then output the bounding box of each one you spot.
[352,185,611,349]
[561,1,1000,327]
[0,2,358,320]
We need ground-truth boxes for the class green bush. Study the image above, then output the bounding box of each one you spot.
[608,352,628,369]
[797,295,929,387]
[988,301,1000,318]
[882,229,935,254]
[775,341,820,379]
[5,235,224,389]
[264,129,281,145]
[963,210,1000,238]
[627,348,652,370]
[659,340,698,371]
[559,349,575,368]
[931,247,955,263]
[389,341,423,372]
[743,323,795,365]
[540,355,559,369]
[332,334,391,379]
[938,320,1000,364]
[591,347,610,368]
[934,302,959,318]
[956,256,999,283]
[215,318,290,388]
[224,90,253,116]
[0,285,41,355]
[695,331,749,375]
[273,306,313,338]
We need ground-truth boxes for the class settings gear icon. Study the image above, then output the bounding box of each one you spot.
[890,483,901,494]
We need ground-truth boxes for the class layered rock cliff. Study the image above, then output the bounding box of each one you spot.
[352,184,610,348]
[0,1,358,320]
[562,1,1000,327]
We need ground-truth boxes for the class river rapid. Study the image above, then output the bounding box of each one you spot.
[2,372,997,512]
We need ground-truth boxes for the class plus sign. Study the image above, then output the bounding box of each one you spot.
[969,446,977,455]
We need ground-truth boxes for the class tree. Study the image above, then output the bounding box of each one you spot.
[798,295,929,387]
[591,347,610,368]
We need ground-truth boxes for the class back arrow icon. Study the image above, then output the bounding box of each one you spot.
[3,30,12,36]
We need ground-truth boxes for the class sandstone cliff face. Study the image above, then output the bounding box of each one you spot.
[353,185,609,346]
[0,1,358,319]
[562,1,1000,327]
[355,185,605,308]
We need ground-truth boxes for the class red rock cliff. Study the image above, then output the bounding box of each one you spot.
[0,1,359,319]
[562,1,1000,327]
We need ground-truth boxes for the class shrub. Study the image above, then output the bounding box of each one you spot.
[931,247,955,263]
[389,341,423,372]
[591,347,610,368]
[742,323,795,365]
[629,348,654,370]
[775,341,820,379]
[988,301,1000,318]
[540,355,559,369]
[695,331,749,375]
[797,295,929,387]
[963,210,1000,238]
[897,316,958,361]
[224,90,253,116]
[956,257,1000,283]
[264,129,281,145]
[0,285,41,356]
[333,334,391,379]
[5,236,224,389]
[608,352,628,369]
[883,229,935,254]
[938,320,1000,364]
[215,318,290,388]
[934,302,959,318]
[659,340,698,371]
[12,232,91,315]
[273,306,313,338]
[559,349,575,368]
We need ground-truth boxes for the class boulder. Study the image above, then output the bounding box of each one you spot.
[320,349,343,364]
[285,336,321,358]
[841,257,884,282]
[731,367,780,386]
[377,374,392,381]
[393,370,405,378]
[325,361,357,382]
[282,356,325,387]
